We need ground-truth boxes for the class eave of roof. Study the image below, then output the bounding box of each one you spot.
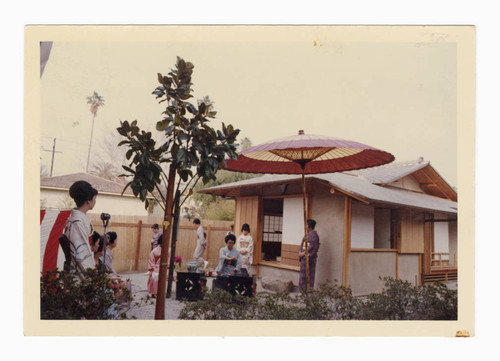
[198,170,457,215]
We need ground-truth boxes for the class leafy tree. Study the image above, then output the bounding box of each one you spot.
[89,131,131,182]
[86,91,105,172]
[204,199,236,221]
[239,136,253,151]
[189,137,257,219]
[117,57,240,319]
[57,194,75,209]
[192,169,260,213]
[40,163,50,178]
[89,161,120,181]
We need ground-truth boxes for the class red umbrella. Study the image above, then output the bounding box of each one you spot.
[224,130,394,292]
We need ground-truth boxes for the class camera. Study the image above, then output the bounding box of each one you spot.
[100,213,111,221]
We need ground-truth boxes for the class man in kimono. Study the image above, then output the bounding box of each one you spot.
[298,219,320,291]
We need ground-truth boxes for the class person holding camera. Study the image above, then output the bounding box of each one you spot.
[62,180,98,276]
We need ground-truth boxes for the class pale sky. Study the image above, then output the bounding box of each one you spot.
[40,28,457,187]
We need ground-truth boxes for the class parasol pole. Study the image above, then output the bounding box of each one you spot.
[302,169,310,293]
[299,153,310,294]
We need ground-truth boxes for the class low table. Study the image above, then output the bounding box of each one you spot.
[176,272,256,300]
[212,275,255,297]
[176,272,206,301]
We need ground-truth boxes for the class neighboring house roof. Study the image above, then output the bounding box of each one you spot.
[198,159,457,215]
[40,172,134,196]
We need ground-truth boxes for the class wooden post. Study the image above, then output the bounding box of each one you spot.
[134,220,143,270]
[342,197,352,288]
[301,166,310,293]
[155,165,176,320]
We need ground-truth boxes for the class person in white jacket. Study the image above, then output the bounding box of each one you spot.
[63,181,98,275]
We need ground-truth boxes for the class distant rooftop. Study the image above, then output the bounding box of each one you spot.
[40,172,133,196]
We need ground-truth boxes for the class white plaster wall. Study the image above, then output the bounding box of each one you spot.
[351,202,374,248]
[398,254,419,285]
[349,251,396,296]
[389,176,424,193]
[434,221,450,256]
[310,187,345,286]
[282,197,304,246]
[40,189,149,216]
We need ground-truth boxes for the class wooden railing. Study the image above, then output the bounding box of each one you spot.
[431,252,456,269]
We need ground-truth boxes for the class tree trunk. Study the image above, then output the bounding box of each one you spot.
[154,165,176,319]
[86,114,96,172]
[166,190,181,298]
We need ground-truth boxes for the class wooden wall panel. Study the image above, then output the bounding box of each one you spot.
[234,196,261,265]
[399,210,424,254]
[281,244,300,267]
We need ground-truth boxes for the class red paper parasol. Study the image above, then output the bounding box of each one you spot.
[224,130,395,292]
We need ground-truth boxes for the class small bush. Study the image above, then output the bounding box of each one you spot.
[41,267,150,320]
[178,277,457,320]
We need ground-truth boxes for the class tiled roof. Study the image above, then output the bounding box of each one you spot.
[343,158,429,184]
[198,160,457,214]
[40,173,134,196]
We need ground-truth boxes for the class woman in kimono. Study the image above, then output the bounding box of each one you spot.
[63,181,98,277]
[103,232,119,276]
[103,232,132,304]
[236,223,253,272]
[147,235,163,298]
[215,234,242,276]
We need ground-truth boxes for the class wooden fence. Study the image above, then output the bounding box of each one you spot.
[89,214,232,273]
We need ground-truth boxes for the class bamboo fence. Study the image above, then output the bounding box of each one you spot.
[89,213,232,273]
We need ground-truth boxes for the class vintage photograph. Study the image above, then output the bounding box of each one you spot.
[26,25,474,336]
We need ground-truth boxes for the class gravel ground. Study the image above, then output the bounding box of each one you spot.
[119,271,273,320]
[120,271,185,320]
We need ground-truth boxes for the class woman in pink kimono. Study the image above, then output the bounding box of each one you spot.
[147,235,163,298]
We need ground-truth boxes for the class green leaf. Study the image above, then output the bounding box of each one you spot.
[186,102,197,114]
[198,102,206,115]
[122,165,135,174]
[178,132,189,142]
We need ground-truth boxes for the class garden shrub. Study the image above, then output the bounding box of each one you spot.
[178,277,457,320]
[41,267,150,320]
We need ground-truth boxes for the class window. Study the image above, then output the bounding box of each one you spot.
[374,208,395,249]
[261,198,283,261]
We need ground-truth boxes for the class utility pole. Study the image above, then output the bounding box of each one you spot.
[42,138,62,176]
